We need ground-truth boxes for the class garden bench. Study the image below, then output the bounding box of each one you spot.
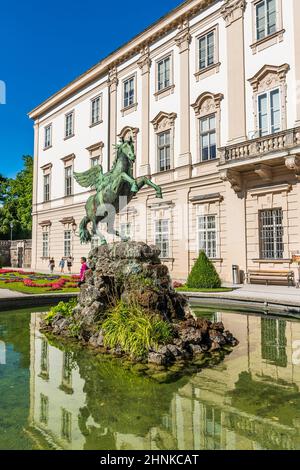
[246,269,294,286]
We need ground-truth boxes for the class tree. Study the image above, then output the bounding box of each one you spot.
[186,250,221,289]
[0,155,33,239]
[0,174,8,204]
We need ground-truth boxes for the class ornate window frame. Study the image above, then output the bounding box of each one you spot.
[86,141,104,167]
[149,201,174,261]
[40,163,52,204]
[194,24,220,81]
[189,193,223,261]
[64,110,75,140]
[121,73,138,115]
[90,94,103,127]
[154,51,175,101]
[248,64,289,135]
[191,92,223,162]
[44,123,52,150]
[151,111,177,173]
[250,0,284,54]
[61,154,75,198]
[39,220,52,259]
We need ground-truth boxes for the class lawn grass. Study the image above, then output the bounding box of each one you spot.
[0,280,79,294]
[175,286,233,293]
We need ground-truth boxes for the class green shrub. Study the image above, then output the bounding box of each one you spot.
[186,250,221,289]
[44,298,77,325]
[102,301,173,359]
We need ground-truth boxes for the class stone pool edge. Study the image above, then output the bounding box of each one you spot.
[1,290,300,317]
[0,292,78,311]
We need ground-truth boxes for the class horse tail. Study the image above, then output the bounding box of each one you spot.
[79,216,92,244]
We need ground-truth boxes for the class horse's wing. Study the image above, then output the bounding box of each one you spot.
[73,165,103,188]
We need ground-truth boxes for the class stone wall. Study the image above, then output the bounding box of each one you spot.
[10,240,32,268]
[0,240,11,267]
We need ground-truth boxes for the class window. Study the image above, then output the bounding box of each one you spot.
[258,88,280,136]
[40,339,49,378]
[62,352,73,388]
[120,222,131,240]
[157,56,171,91]
[43,175,50,202]
[256,0,276,40]
[42,232,49,258]
[261,318,287,367]
[123,77,135,108]
[44,125,52,148]
[157,131,171,172]
[200,115,216,161]
[90,156,99,167]
[61,409,72,442]
[65,166,73,196]
[91,96,101,125]
[198,215,217,258]
[259,208,283,259]
[155,219,169,258]
[40,394,49,425]
[65,112,74,138]
[64,230,72,257]
[199,31,215,70]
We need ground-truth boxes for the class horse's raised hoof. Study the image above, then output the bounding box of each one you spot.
[131,183,138,193]
[156,190,163,199]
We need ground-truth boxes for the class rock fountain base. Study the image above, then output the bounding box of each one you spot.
[41,241,238,377]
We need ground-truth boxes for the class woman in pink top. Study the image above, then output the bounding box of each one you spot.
[78,257,88,286]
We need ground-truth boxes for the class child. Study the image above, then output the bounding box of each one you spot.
[78,257,88,286]
[67,256,73,274]
[59,257,65,273]
[49,258,55,273]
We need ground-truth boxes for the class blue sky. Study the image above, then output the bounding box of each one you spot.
[0,0,183,178]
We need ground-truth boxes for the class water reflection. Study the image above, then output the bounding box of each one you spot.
[24,311,300,450]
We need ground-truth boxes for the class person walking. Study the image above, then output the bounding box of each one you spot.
[49,257,55,273]
[59,257,65,273]
[78,257,88,286]
[66,256,73,274]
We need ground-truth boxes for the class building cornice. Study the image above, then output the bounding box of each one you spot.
[28,0,219,120]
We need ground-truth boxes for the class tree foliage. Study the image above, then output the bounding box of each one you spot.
[0,155,33,239]
[186,250,221,289]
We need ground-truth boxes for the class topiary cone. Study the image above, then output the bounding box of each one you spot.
[187,250,221,289]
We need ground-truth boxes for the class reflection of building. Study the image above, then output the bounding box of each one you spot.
[0,340,5,365]
[28,315,100,450]
[27,312,300,450]
[29,0,300,284]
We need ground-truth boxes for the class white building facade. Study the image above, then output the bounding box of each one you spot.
[29,0,300,283]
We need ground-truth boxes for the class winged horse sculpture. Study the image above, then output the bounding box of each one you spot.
[74,137,163,245]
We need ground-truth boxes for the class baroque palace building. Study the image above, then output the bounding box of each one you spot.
[29,0,300,282]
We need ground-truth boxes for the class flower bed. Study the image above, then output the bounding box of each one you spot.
[0,269,79,292]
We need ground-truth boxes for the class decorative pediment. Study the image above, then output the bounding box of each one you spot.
[39,220,52,227]
[61,153,75,164]
[59,217,75,226]
[249,64,290,92]
[117,126,139,141]
[40,163,53,172]
[191,92,223,117]
[86,141,104,153]
[151,111,177,132]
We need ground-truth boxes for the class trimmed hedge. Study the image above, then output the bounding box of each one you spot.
[186,250,221,289]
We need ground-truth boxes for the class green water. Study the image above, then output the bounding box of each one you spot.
[1,307,300,450]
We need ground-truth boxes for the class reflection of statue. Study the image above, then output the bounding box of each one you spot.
[74,138,163,245]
